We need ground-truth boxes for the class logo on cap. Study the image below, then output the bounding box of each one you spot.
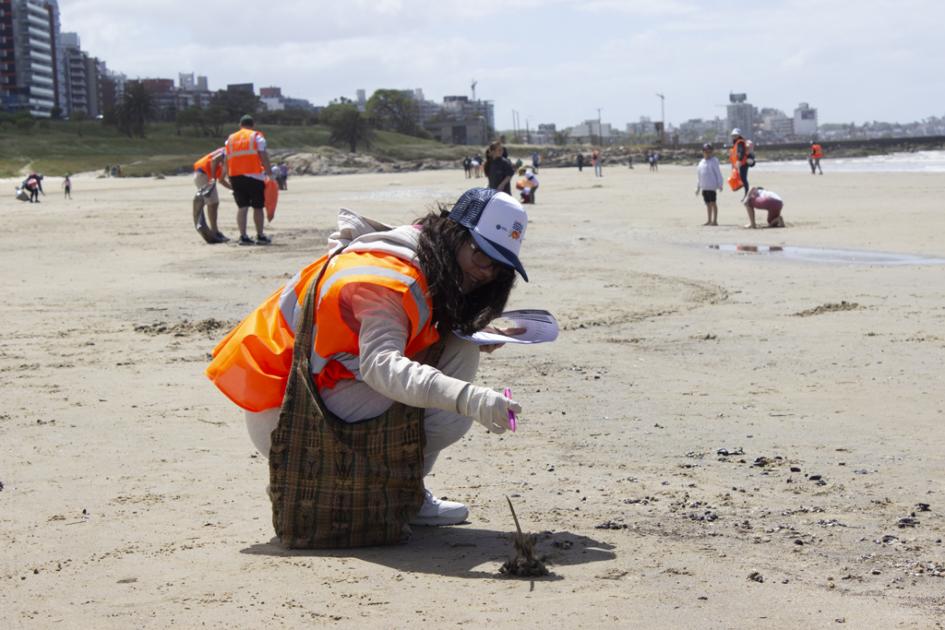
[511,221,523,240]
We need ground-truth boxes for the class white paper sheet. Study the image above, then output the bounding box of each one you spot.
[455,309,559,345]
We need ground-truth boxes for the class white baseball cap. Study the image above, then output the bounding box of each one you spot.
[447,188,528,281]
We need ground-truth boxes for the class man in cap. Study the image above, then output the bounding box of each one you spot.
[696,143,724,225]
[224,114,273,245]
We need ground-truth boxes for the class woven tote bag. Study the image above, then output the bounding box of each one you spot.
[268,252,430,548]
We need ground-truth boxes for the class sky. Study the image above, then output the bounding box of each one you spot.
[60,0,945,131]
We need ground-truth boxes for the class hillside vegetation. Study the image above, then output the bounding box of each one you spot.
[2,120,473,178]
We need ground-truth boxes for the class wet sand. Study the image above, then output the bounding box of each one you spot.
[2,166,944,628]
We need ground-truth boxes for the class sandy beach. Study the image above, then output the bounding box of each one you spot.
[2,165,944,628]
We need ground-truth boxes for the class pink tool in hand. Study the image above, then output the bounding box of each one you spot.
[503,387,517,432]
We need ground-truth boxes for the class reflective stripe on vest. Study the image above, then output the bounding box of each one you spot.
[225,129,264,177]
[206,249,438,412]
[194,148,224,179]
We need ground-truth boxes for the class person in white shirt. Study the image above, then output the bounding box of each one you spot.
[695,143,724,225]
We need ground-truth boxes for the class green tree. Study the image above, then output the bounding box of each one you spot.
[365,89,421,136]
[176,107,203,135]
[321,101,372,152]
[115,81,153,138]
[210,89,261,121]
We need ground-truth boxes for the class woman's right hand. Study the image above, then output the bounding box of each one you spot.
[458,385,521,434]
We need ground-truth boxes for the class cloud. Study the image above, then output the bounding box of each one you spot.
[59,0,945,127]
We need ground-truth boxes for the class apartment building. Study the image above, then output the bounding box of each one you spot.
[1,0,65,117]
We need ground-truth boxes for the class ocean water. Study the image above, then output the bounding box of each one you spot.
[706,244,945,266]
[753,150,945,173]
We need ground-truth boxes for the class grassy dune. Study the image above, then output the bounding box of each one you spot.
[3,121,470,178]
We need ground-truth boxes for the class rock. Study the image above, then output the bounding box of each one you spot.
[595,520,629,530]
[748,571,764,583]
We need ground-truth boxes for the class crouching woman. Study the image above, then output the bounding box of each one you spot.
[206,188,528,541]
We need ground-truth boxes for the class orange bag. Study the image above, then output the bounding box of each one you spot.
[728,167,743,191]
[265,178,279,221]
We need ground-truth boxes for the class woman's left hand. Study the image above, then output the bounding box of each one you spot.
[479,326,526,353]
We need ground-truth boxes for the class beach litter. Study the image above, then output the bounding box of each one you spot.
[499,497,550,578]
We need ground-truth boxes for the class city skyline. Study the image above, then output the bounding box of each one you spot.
[57,0,945,131]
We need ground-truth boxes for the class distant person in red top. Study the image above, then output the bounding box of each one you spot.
[743,187,785,229]
[809,142,824,175]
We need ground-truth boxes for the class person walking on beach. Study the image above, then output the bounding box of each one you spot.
[207,187,529,529]
[576,153,584,172]
[743,186,785,228]
[729,129,750,200]
[809,142,824,175]
[472,154,483,178]
[695,143,724,226]
[484,140,514,195]
[592,148,603,177]
[193,147,231,243]
[224,114,273,246]
[62,174,72,199]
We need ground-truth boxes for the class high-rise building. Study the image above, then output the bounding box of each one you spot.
[726,92,754,138]
[793,102,818,138]
[179,72,195,91]
[61,32,103,117]
[2,0,66,117]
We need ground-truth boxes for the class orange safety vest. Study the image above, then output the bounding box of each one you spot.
[206,248,439,412]
[194,148,224,180]
[730,138,748,167]
[811,144,824,159]
[225,128,265,177]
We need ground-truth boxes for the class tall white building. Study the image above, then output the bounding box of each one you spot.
[793,102,818,138]
[726,92,754,139]
[1,0,65,117]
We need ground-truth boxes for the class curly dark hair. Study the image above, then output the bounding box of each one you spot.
[415,209,516,335]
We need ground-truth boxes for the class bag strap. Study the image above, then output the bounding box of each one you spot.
[290,249,343,375]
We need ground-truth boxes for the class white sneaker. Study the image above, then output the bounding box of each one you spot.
[410,489,469,526]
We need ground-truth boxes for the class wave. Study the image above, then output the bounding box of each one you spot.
[754,150,945,173]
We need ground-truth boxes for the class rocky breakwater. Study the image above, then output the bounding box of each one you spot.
[279,147,457,176]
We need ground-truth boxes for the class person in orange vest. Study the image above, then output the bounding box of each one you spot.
[206,187,529,526]
[809,141,824,175]
[192,147,231,243]
[729,128,750,200]
[224,114,274,246]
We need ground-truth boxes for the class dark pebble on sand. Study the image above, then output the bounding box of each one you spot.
[748,571,764,583]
